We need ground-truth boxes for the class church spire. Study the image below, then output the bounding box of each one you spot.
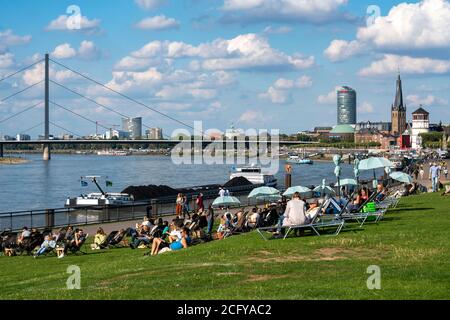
[392,73,405,111]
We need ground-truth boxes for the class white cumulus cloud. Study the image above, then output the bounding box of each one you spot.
[325,0,450,62]
[135,15,180,30]
[46,15,101,35]
[358,54,450,77]
[135,0,167,10]
[221,0,350,24]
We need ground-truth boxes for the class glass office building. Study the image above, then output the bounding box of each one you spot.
[337,86,357,125]
[122,117,142,139]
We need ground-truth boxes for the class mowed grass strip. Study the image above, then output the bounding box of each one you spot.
[1,192,450,300]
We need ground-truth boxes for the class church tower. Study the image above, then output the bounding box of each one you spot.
[391,73,407,135]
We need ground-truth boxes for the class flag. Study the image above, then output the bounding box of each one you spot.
[106,180,113,187]
[81,181,88,187]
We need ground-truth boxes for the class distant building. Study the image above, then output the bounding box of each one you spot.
[328,124,355,141]
[122,117,142,139]
[354,129,397,149]
[355,121,392,134]
[146,127,163,140]
[313,126,332,137]
[62,134,73,140]
[16,134,31,141]
[225,124,245,140]
[337,86,357,125]
[391,73,407,136]
[411,107,430,149]
[2,135,16,141]
[105,130,130,139]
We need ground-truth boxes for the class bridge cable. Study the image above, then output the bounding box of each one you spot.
[50,79,171,139]
[0,59,44,84]
[49,121,82,138]
[20,122,44,135]
[49,100,110,131]
[49,58,205,137]
[0,101,43,124]
[0,80,44,103]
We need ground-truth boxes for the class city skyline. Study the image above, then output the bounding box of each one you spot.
[1,0,450,138]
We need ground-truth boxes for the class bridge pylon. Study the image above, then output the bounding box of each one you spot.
[43,53,51,160]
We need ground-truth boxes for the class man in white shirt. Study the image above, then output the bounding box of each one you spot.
[282,192,307,227]
[218,188,226,197]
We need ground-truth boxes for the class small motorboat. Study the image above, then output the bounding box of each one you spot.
[286,155,314,165]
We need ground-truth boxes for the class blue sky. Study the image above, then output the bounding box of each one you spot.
[1,0,450,138]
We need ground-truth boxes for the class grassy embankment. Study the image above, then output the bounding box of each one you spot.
[1,192,449,299]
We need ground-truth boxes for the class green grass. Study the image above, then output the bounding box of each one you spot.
[1,192,450,300]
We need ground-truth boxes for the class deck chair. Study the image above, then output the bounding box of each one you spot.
[257,201,345,240]
[59,234,89,257]
[17,231,44,255]
[107,230,128,248]
[336,193,387,227]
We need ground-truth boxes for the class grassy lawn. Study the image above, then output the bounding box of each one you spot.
[1,192,450,300]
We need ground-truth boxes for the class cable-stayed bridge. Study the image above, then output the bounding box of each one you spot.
[0,54,316,159]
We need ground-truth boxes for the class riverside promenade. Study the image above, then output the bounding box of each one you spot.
[415,159,449,190]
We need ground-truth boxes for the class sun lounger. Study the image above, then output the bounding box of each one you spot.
[256,201,345,240]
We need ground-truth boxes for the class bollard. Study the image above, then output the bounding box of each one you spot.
[284,164,293,189]
[45,209,55,229]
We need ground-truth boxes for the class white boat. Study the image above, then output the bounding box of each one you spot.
[65,176,134,208]
[286,155,313,165]
[229,165,277,187]
[97,150,130,156]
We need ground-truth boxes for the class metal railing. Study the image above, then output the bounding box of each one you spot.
[0,185,260,232]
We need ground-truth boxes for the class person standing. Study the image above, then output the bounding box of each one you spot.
[175,193,183,218]
[182,194,190,219]
[419,165,425,180]
[218,187,226,197]
[429,163,440,192]
[196,193,204,212]
[206,205,215,235]
[444,166,449,180]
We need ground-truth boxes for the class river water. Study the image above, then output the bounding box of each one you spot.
[0,154,377,213]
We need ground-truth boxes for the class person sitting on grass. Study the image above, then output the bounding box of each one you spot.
[129,225,152,249]
[216,214,232,240]
[61,229,86,257]
[149,227,191,256]
[34,234,56,258]
[18,226,31,245]
[246,207,260,229]
[91,227,107,250]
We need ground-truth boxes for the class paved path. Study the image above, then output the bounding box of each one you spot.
[415,159,449,191]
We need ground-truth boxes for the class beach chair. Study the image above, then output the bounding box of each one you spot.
[256,201,345,240]
[60,234,89,257]
[17,231,44,255]
[337,196,387,227]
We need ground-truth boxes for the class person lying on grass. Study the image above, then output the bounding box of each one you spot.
[148,227,191,256]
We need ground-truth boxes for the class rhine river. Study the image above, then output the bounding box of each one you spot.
[0,154,376,213]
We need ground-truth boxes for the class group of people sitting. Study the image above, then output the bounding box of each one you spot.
[0,225,87,258]
[2,180,407,258]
